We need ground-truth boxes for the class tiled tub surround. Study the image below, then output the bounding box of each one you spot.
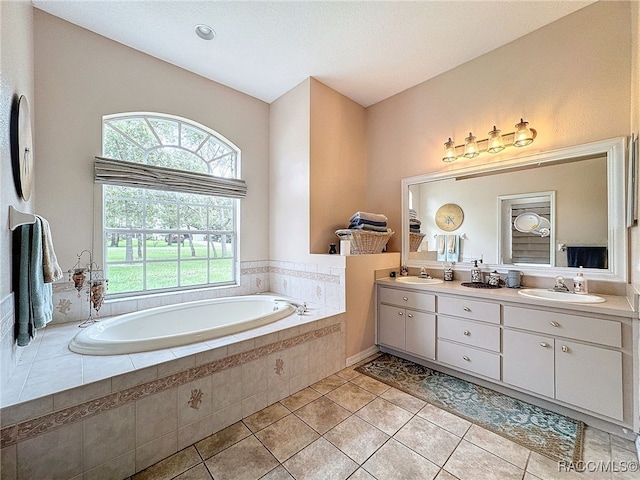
[49,260,346,325]
[0,302,345,480]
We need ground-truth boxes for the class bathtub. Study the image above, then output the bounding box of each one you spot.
[68,295,297,355]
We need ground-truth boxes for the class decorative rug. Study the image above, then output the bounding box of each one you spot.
[355,353,583,463]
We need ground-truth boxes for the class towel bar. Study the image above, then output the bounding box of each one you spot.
[9,205,36,231]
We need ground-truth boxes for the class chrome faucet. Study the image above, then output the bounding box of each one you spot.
[552,276,570,292]
[419,267,432,279]
[275,299,308,314]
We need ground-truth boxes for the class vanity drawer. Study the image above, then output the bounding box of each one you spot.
[437,339,501,380]
[503,306,621,348]
[438,316,500,352]
[379,286,435,312]
[438,296,500,324]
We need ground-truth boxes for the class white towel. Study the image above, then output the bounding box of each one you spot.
[437,235,445,254]
[36,215,63,283]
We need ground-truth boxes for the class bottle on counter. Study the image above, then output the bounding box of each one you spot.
[471,260,482,283]
[573,269,588,294]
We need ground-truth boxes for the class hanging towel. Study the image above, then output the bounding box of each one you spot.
[566,246,607,269]
[14,218,53,347]
[447,235,460,262]
[37,215,63,282]
[436,235,447,261]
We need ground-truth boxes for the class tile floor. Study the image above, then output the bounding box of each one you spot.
[129,361,639,480]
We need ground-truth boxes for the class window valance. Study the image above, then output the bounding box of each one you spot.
[94,156,247,199]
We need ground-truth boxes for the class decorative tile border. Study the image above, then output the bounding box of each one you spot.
[0,321,341,448]
[269,267,340,284]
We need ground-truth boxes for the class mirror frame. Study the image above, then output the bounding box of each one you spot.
[401,137,628,283]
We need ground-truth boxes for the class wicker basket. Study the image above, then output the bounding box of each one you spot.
[409,232,426,252]
[335,229,394,254]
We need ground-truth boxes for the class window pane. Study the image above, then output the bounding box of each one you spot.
[146,261,178,290]
[147,147,207,173]
[106,264,143,294]
[147,234,179,260]
[209,258,233,283]
[180,260,208,286]
[181,124,208,151]
[108,118,158,149]
[148,118,178,145]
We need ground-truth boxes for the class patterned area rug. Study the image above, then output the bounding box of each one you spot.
[356,353,583,463]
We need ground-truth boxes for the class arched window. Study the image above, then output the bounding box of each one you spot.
[97,113,244,296]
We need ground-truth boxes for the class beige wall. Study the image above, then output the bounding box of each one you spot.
[33,11,271,270]
[366,1,632,259]
[310,78,367,254]
[1,0,34,300]
[630,0,640,289]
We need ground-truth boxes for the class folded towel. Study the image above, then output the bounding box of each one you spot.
[409,226,421,232]
[447,235,456,253]
[436,235,446,261]
[14,219,53,347]
[409,218,421,225]
[409,209,418,219]
[437,235,445,254]
[349,211,388,224]
[349,218,388,228]
[447,235,460,262]
[349,224,389,233]
[37,215,63,283]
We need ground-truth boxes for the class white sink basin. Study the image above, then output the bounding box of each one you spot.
[518,288,605,303]
[395,277,444,285]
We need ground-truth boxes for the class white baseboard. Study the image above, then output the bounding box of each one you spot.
[346,345,380,367]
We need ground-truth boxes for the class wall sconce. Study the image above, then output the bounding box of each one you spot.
[442,118,537,162]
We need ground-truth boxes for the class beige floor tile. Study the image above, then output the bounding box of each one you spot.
[611,444,639,480]
[435,470,459,480]
[133,446,201,480]
[310,374,348,394]
[394,416,460,466]
[174,463,214,479]
[355,397,413,436]
[380,387,427,414]
[324,415,389,464]
[444,440,524,480]
[349,468,376,480]
[254,414,319,463]
[261,465,295,480]
[294,396,351,434]
[463,424,530,468]
[279,387,321,412]
[526,451,584,480]
[243,402,290,433]
[583,426,612,461]
[349,375,391,395]
[335,367,361,381]
[610,434,636,453]
[325,382,377,412]
[416,404,471,437]
[362,438,440,480]
[283,437,358,480]
[205,435,279,480]
[195,422,252,460]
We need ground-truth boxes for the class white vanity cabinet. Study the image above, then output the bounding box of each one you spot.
[377,286,436,360]
[437,296,501,380]
[503,305,624,421]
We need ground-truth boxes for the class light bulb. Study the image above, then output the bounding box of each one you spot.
[487,126,506,154]
[463,132,479,158]
[513,118,536,147]
[442,138,457,162]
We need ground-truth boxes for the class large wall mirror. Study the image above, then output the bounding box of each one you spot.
[401,137,628,283]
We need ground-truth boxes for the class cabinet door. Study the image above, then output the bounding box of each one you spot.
[555,340,623,421]
[503,329,554,398]
[406,310,436,360]
[378,304,405,350]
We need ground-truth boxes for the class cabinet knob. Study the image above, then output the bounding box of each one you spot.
[463,330,470,336]
[463,307,471,312]
[407,313,413,318]
[397,311,404,316]
[550,321,560,327]
[463,355,470,361]
[403,296,409,301]
[561,345,569,353]
[540,342,549,348]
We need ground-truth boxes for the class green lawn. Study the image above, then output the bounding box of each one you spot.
[106,240,233,293]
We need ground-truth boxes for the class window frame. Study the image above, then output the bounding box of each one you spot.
[96,112,243,298]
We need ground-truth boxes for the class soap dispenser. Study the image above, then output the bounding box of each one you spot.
[471,260,482,283]
[573,269,588,294]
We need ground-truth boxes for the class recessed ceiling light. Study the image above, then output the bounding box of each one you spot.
[195,24,215,41]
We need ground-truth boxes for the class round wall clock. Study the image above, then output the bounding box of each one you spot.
[435,203,464,231]
[10,95,34,201]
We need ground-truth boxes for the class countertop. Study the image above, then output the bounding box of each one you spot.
[376,277,638,319]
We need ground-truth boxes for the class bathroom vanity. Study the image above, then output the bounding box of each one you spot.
[376,278,638,434]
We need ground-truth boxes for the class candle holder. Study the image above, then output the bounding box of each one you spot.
[67,250,108,328]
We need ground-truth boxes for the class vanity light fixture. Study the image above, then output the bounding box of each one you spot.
[442,118,537,162]
[195,24,216,40]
